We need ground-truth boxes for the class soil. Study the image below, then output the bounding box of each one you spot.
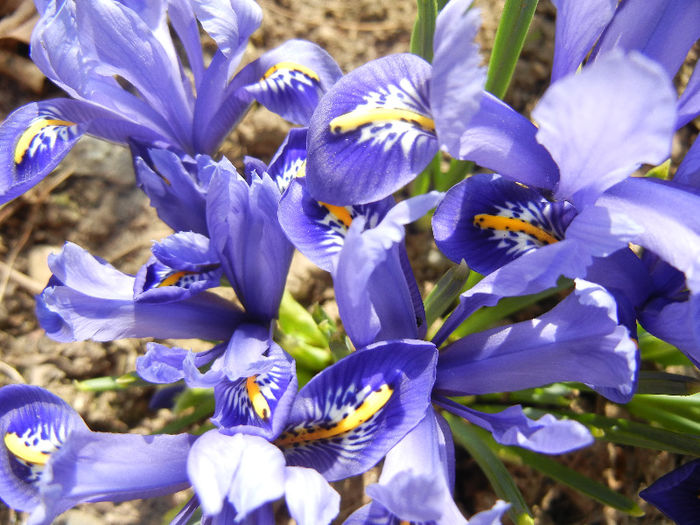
[0,1,697,524]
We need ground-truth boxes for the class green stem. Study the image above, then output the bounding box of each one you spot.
[410,0,438,62]
[485,0,539,99]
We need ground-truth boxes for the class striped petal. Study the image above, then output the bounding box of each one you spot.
[0,385,86,512]
[433,174,575,275]
[277,339,437,482]
[266,127,308,193]
[0,102,83,204]
[212,342,297,440]
[278,177,394,272]
[306,53,437,205]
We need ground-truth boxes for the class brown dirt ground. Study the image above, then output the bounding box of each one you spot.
[0,1,697,524]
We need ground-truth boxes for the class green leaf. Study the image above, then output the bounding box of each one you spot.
[157,388,216,435]
[488,436,644,516]
[74,372,150,392]
[639,327,694,366]
[636,371,700,395]
[485,0,539,99]
[645,159,671,180]
[447,414,533,524]
[435,158,473,192]
[279,290,328,348]
[410,0,438,62]
[627,394,700,434]
[424,261,470,327]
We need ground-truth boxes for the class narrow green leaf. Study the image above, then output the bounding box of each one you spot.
[424,261,470,327]
[410,0,438,62]
[74,372,150,391]
[157,389,216,435]
[639,327,694,366]
[636,371,700,395]
[485,0,539,99]
[476,426,643,516]
[435,159,473,192]
[447,414,533,524]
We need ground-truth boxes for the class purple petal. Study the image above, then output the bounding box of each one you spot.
[596,177,700,293]
[284,467,340,525]
[190,0,261,62]
[306,53,437,205]
[594,0,700,79]
[206,167,294,320]
[550,0,616,82]
[639,459,700,522]
[188,431,286,518]
[136,342,223,384]
[437,399,593,454]
[534,51,676,208]
[432,174,574,275]
[641,293,700,369]
[456,92,558,190]
[366,411,467,524]
[431,0,486,155]
[266,127,308,193]
[436,279,638,403]
[674,136,700,188]
[279,339,437,481]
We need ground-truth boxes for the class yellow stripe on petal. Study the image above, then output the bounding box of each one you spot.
[275,384,393,446]
[262,62,320,82]
[246,375,271,420]
[319,202,353,227]
[295,160,307,179]
[157,271,195,288]
[14,118,75,165]
[4,432,50,465]
[473,214,560,245]
[329,108,435,135]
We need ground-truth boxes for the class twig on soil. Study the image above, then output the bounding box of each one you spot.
[0,261,43,295]
[0,361,26,384]
[0,202,38,301]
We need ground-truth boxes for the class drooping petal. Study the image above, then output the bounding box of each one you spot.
[642,294,700,368]
[550,0,616,82]
[0,102,83,204]
[241,40,343,126]
[436,279,638,403]
[306,53,436,205]
[596,177,700,293]
[36,243,244,342]
[188,431,286,519]
[0,385,86,512]
[284,466,340,525]
[133,232,222,303]
[432,174,574,275]
[278,177,394,272]
[639,459,700,523]
[533,51,676,208]
[435,398,593,454]
[278,339,438,481]
[594,0,700,79]
[456,92,558,190]
[430,0,486,155]
[212,338,298,440]
[206,166,294,320]
[266,127,308,193]
[136,342,224,384]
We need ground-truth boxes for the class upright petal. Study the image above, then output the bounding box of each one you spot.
[206,166,294,320]
[550,0,616,82]
[284,467,340,525]
[431,0,486,155]
[533,51,676,208]
[306,54,436,205]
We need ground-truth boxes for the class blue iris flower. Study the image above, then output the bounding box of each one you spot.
[0,0,341,205]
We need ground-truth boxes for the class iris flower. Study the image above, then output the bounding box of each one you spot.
[0,0,341,204]
[0,384,195,525]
